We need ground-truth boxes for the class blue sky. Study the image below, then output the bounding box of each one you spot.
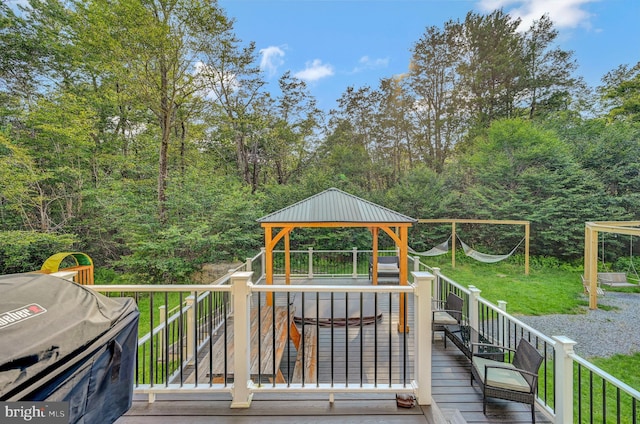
[219,0,640,111]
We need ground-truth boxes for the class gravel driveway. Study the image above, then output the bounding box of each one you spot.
[517,292,640,358]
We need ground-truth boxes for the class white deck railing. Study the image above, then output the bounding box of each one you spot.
[91,270,435,407]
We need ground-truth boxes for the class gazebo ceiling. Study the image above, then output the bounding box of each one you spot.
[257,187,417,225]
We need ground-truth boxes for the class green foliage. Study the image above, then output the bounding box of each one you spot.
[600,61,640,123]
[116,225,218,284]
[447,119,607,260]
[0,231,77,273]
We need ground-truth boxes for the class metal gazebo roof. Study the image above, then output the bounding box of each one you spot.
[257,187,417,224]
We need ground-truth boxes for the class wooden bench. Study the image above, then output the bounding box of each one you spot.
[292,325,317,384]
[186,305,299,384]
[581,274,605,296]
[597,272,629,286]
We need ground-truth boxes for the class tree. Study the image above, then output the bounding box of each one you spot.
[408,21,464,172]
[327,86,383,190]
[267,72,322,186]
[458,10,525,131]
[600,61,640,123]
[70,0,235,223]
[195,25,268,189]
[452,118,606,259]
[521,15,579,119]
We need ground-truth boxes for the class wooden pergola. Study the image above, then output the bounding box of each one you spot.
[584,221,640,309]
[257,188,417,332]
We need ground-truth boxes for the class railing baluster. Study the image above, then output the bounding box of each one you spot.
[602,378,607,423]
[330,291,335,386]
[374,291,378,386]
[257,291,262,384]
[345,291,349,386]
[271,294,276,387]
[578,364,583,423]
[223,291,228,386]
[208,292,213,388]
[149,293,154,387]
[590,371,594,424]
[286,291,292,385]
[403,291,407,386]
[388,291,392,387]
[359,292,363,387]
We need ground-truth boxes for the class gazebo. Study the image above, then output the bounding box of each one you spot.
[257,187,417,331]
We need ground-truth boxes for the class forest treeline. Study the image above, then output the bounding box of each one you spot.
[1,1,639,283]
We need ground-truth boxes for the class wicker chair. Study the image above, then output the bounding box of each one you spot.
[432,292,463,342]
[470,339,543,423]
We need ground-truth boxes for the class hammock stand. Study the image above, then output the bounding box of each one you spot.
[417,219,530,275]
[409,236,524,264]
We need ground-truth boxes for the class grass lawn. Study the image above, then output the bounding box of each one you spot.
[422,255,640,315]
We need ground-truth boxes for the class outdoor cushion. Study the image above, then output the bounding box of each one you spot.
[433,311,459,325]
[377,263,398,271]
[472,356,531,393]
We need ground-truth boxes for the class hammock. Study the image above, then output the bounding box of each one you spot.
[458,237,525,263]
[408,238,450,256]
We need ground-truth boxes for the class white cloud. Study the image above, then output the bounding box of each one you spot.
[351,56,390,73]
[259,46,286,78]
[477,0,597,31]
[293,59,334,82]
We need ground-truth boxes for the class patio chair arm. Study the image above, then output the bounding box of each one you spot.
[433,308,462,316]
[471,343,515,354]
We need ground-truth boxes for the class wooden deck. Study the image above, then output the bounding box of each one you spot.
[115,278,551,423]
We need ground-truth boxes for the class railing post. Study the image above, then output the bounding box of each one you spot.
[186,295,195,363]
[230,271,254,408]
[412,272,434,406]
[468,286,481,333]
[432,267,441,301]
[308,247,314,278]
[352,247,358,279]
[158,304,166,363]
[498,300,507,345]
[246,257,252,272]
[553,336,576,424]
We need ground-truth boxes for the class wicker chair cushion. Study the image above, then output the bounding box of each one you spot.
[433,311,459,325]
[472,357,531,393]
[377,263,399,271]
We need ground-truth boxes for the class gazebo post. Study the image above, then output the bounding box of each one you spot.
[285,231,291,285]
[264,226,274,306]
[398,226,409,333]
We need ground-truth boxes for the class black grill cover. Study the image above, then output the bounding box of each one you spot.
[0,273,139,423]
